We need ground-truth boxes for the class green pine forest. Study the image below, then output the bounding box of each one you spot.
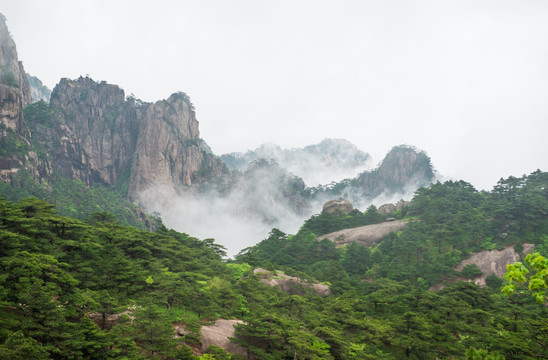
[1,170,548,359]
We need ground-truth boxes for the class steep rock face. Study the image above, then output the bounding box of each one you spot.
[27,74,51,102]
[0,14,31,108]
[0,84,24,133]
[27,77,228,201]
[0,14,31,135]
[46,77,139,186]
[129,93,203,200]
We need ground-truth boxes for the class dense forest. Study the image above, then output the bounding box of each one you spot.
[1,170,547,359]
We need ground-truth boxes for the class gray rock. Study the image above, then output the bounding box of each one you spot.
[318,220,408,247]
[323,198,353,214]
[377,203,397,214]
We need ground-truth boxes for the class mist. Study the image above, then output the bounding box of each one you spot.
[138,144,432,257]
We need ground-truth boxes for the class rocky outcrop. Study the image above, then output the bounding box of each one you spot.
[44,77,138,186]
[0,14,31,135]
[20,76,228,201]
[253,268,331,296]
[0,14,31,107]
[200,319,246,356]
[318,220,408,247]
[377,200,410,214]
[352,145,434,199]
[455,244,535,286]
[323,198,353,214]
[0,84,25,134]
[128,92,227,200]
[27,74,51,103]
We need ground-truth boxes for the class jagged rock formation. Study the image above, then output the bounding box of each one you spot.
[128,92,227,200]
[253,268,331,296]
[0,14,31,135]
[0,13,227,203]
[16,76,228,201]
[352,145,434,198]
[322,198,353,214]
[377,203,397,214]
[221,138,371,186]
[318,220,408,247]
[27,74,51,102]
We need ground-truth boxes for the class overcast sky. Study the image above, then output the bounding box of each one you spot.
[3,0,548,190]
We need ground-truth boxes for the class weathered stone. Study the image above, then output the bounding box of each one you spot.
[200,319,246,357]
[0,14,31,108]
[377,203,397,214]
[253,268,331,297]
[318,220,408,247]
[23,76,228,201]
[455,243,535,286]
[322,198,353,214]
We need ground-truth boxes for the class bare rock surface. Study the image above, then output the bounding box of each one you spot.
[200,319,246,356]
[0,14,31,107]
[323,198,353,214]
[0,14,31,135]
[456,243,535,286]
[318,220,408,247]
[253,268,331,296]
[377,203,397,214]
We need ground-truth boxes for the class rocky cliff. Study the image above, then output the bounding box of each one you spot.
[128,92,227,200]
[26,77,228,201]
[27,74,51,103]
[0,13,31,135]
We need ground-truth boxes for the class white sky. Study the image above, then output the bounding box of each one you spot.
[3,0,548,190]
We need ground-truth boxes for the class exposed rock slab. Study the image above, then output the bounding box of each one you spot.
[253,268,331,296]
[456,243,535,286]
[200,319,246,356]
[318,220,408,247]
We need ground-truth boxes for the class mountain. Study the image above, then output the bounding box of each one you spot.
[312,145,436,210]
[221,138,372,186]
[27,74,51,103]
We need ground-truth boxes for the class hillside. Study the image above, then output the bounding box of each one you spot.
[1,170,547,359]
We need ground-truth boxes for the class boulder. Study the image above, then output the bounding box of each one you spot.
[322,198,353,214]
[377,203,397,214]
